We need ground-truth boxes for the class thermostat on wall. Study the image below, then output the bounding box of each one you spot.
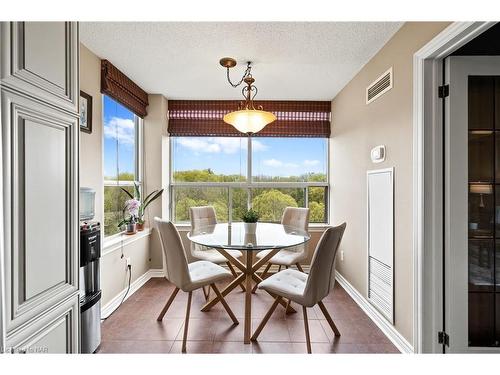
[371,145,386,163]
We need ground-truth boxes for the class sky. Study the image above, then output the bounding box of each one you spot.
[103,95,328,179]
[103,95,136,179]
[173,136,327,178]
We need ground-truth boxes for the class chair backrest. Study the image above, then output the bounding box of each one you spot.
[154,217,191,290]
[281,207,309,253]
[303,223,346,306]
[281,207,309,230]
[190,206,217,229]
[189,206,217,254]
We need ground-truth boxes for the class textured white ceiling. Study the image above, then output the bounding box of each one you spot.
[80,22,402,100]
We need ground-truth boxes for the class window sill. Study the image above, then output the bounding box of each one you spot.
[102,228,152,256]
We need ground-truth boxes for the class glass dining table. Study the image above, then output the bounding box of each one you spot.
[188,222,310,344]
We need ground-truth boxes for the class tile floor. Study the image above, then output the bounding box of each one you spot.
[97,277,399,354]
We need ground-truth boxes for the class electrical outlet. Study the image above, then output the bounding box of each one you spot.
[340,251,344,261]
[126,257,131,267]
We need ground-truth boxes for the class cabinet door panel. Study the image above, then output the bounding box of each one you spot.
[1,88,78,333]
[0,22,78,114]
[24,118,67,299]
[24,22,67,90]
[7,295,79,354]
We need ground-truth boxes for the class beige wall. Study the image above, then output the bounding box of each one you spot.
[80,44,168,306]
[331,22,450,344]
[143,94,168,268]
[80,44,103,224]
[100,236,151,304]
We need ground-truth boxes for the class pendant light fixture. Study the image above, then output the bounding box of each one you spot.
[219,57,276,134]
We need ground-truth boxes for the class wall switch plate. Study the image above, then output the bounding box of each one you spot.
[126,257,131,267]
[340,251,344,261]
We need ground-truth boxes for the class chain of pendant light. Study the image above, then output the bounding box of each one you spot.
[225,61,253,88]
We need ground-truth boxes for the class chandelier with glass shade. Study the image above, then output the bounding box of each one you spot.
[219,57,276,134]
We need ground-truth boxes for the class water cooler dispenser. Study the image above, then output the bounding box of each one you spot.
[79,188,102,353]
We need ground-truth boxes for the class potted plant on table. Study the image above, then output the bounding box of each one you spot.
[242,209,260,234]
[120,182,164,232]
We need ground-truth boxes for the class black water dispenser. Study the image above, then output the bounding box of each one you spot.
[80,187,101,353]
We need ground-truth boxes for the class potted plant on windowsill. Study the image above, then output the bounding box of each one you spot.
[242,209,259,234]
[121,182,164,231]
[118,198,140,235]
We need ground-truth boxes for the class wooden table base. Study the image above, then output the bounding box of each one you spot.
[200,247,296,344]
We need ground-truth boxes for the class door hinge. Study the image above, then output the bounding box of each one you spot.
[438,331,450,347]
[438,84,449,98]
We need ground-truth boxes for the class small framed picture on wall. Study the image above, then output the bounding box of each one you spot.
[80,90,93,134]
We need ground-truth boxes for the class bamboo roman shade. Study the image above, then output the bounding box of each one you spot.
[168,100,331,137]
[101,60,149,118]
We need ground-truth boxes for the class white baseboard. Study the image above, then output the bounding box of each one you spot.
[101,268,164,319]
[335,272,414,354]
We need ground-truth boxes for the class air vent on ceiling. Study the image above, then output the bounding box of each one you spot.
[366,67,393,104]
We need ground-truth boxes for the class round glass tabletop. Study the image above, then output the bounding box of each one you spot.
[188,222,310,251]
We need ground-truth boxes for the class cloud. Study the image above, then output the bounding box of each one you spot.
[303,159,320,166]
[176,137,268,154]
[263,158,283,167]
[177,138,221,153]
[252,140,267,152]
[263,159,298,168]
[104,117,135,145]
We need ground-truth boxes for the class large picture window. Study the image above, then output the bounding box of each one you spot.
[103,95,142,237]
[170,136,328,224]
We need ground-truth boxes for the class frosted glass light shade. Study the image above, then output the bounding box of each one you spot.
[470,184,493,194]
[223,109,276,134]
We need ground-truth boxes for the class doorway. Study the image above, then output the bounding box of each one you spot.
[444,56,500,352]
[413,21,500,353]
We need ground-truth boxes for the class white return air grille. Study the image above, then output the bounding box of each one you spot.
[369,257,393,319]
[366,67,393,104]
[367,168,394,324]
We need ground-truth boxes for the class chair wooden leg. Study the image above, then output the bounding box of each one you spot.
[202,286,209,301]
[317,300,341,336]
[227,262,246,292]
[295,263,304,272]
[278,265,282,272]
[182,291,193,353]
[251,263,272,293]
[211,283,239,325]
[157,287,180,321]
[251,296,282,341]
[284,299,291,317]
[302,306,312,354]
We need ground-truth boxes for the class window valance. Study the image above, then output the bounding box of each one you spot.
[167,100,331,137]
[101,59,149,118]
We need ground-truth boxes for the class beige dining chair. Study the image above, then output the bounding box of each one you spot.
[154,217,239,353]
[253,207,310,293]
[251,222,347,353]
[189,206,245,299]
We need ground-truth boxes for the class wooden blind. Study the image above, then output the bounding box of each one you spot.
[101,60,149,118]
[168,100,331,137]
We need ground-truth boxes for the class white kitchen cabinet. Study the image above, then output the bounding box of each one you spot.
[0,21,79,353]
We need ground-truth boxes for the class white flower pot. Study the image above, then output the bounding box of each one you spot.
[244,222,257,234]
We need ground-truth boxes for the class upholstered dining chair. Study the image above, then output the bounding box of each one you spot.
[189,206,245,299]
[251,222,347,353]
[252,207,310,293]
[154,217,239,353]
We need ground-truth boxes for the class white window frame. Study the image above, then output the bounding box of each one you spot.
[169,136,330,224]
[103,96,144,239]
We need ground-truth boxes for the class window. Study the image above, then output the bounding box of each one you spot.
[103,95,142,237]
[170,136,328,224]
